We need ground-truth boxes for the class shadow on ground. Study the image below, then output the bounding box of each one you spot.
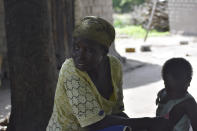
[122,59,162,89]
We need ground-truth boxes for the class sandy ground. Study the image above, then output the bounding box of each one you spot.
[0,35,197,131]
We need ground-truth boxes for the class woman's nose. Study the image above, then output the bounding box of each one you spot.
[78,48,86,58]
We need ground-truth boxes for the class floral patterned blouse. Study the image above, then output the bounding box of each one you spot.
[47,55,124,131]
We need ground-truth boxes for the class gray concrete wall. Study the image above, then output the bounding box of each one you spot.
[74,0,113,25]
[168,0,197,36]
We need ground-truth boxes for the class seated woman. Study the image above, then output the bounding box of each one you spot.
[46,16,171,131]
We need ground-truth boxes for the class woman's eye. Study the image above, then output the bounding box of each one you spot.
[87,48,94,54]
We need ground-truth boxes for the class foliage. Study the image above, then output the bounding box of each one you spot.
[113,14,131,27]
[113,0,145,13]
[114,25,169,38]
[113,13,169,38]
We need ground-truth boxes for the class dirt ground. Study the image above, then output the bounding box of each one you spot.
[0,35,197,131]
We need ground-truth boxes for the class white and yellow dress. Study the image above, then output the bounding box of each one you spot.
[46,55,124,131]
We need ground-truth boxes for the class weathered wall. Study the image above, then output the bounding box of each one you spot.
[74,0,113,25]
[168,0,197,36]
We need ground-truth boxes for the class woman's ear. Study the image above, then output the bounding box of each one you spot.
[103,50,108,56]
[102,47,109,56]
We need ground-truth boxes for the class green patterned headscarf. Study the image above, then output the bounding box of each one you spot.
[73,16,115,48]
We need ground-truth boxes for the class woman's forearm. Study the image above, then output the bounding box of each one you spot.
[86,115,129,130]
[86,115,154,131]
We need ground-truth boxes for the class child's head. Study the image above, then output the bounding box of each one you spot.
[162,58,193,97]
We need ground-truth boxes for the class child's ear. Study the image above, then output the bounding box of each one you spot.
[184,79,190,87]
[186,82,190,88]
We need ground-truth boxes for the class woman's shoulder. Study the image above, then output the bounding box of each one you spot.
[108,55,123,84]
[59,58,77,75]
[61,58,74,68]
[60,58,89,80]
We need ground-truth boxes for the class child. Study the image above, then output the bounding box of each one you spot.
[156,58,197,131]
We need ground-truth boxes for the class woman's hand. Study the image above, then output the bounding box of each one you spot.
[148,117,173,131]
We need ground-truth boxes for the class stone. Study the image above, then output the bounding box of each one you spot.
[125,48,136,53]
[140,45,152,52]
[180,40,189,45]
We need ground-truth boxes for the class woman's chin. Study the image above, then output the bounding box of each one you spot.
[76,64,89,71]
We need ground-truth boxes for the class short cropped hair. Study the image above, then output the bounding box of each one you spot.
[162,58,193,83]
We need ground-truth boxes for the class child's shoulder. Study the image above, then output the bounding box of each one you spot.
[156,89,194,105]
[170,92,196,110]
[182,94,196,107]
[172,94,197,118]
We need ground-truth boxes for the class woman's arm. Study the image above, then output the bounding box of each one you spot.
[86,115,171,131]
[114,111,130,118]
[85,115,130,130]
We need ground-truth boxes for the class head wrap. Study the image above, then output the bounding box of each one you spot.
[73,16,115,48]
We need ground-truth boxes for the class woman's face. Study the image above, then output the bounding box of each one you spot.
[72,39,105,72]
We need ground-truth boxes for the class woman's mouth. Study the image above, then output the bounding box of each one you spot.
[73,58,88,70]
[78,63,85,66]
[75,63,89,71]
[77,62,86,66]
[76,62,87,67]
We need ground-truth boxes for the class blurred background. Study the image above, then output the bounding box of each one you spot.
[0,0,197,130]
